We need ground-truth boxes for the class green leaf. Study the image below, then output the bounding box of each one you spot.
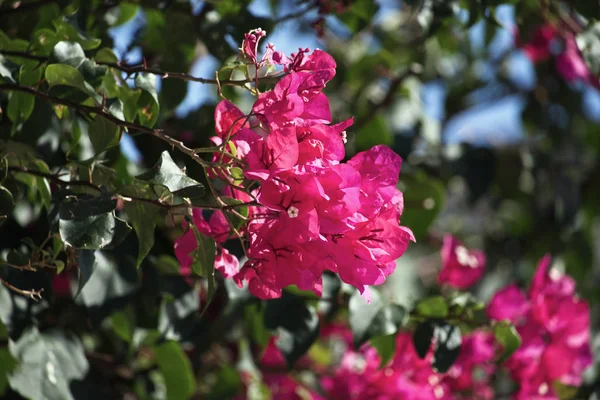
[415,296,448,318]
[89,116,120,154]
[113,3,140,26]
[0,347,17,396]
[135,73,159,127]
[413,320,435,359]
[123,191,160,268]
[349,289,406,349]
[137,151,205,198]
[6,64,43,124]
[111,309,134,342]
[45,63,99,101]
[190,226,216,303]
[370,334,396,368]
[95,48,118,63]
[493,321,521,363]
[552,382,579,400]
[58,195,131,249]
[355,114,393,151]
[398,172,445,240]
[206,365,243,400]
[53,20,101,50]
[264,292,320,366]
[244,303,269,347]
[8,327,89,400]
[7,92,34,124]
[154,341,196,400]
[432,323,462,373]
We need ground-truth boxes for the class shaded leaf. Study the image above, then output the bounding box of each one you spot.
[264,292,320,366]
[432,323,461,373]
[89,116,120,154]
[413,320,435,359]
[58,195,131,249]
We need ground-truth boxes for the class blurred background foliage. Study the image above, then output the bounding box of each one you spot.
[1,0,600,399]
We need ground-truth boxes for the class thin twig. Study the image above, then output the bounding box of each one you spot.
[8,166,103,192]
[0,49,283,87]
[0,83,213,168]
[0,277,44,301]
[0,0,55,15]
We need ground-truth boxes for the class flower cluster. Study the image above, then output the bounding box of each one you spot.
[245,327,497,400]
[319,330,496,400]
[487,255,592,399]
[520,24,600,88]
[438,234,486,290]
[177,30,414,300]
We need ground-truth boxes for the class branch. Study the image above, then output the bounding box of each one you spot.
[0,0,55,15]
[354,63,423,131]
[8,166,102,192]
[0,277,44,301]
[0,83,212,167]
[275,4,319,24]
[0,49,283,87]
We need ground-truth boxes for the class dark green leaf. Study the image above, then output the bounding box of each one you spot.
[58,195,131,249]
[137,151,205,198]
[416,296,448,318]
[0,347,17,396]
[349,290,405,349]
[154,341,196,400]
[432,324,461,373]
[123,198,159,268]
[349,288,385,348]
[493,321,521,363]
[75,250,95,297]
[8,328,89,400]
[89,116,120,154]
[413,320,435,359]
[190,226,216,303]
[264,292,320,366]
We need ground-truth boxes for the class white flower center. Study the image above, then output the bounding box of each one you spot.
[455,245,479,268]
[341,131,348,144]
[538,383,549,395]
[287,206,299,218]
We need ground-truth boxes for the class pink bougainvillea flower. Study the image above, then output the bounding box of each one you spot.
[438,234,486,290]
[320,330,496,400]
[487,254,592,399]
[178,30,414,300]
[520,23,600,89]
[174,208,239,279]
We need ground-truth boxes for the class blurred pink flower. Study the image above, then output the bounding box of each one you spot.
[438,235,486,290]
